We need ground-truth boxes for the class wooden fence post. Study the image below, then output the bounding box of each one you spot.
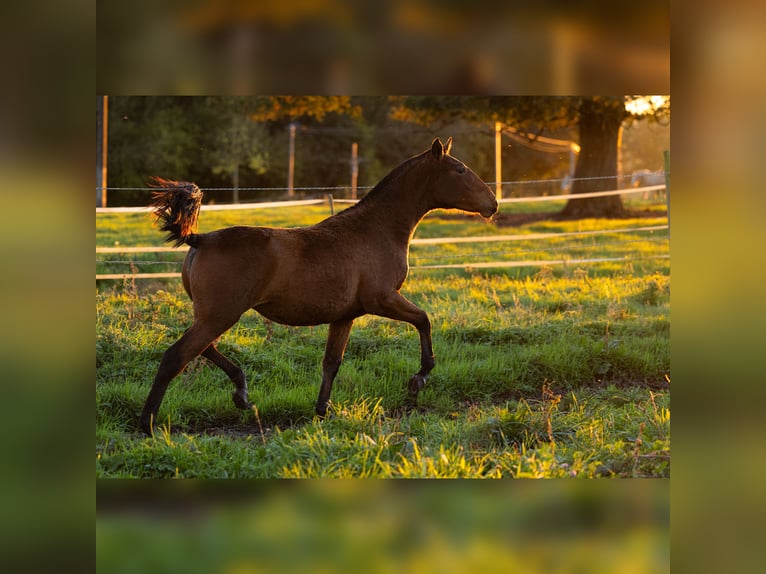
[663,150,671,231]
[287,123,296,197]
[350,142,358,200]
[96,96,108,207]
[495,121,502,200]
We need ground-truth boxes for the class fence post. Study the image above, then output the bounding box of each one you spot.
[350,142,358,200]
[96,96,108,207]
[494,121,503,200]
[287,123,296,197]
[327,194,335,216]
[663,150,670,231]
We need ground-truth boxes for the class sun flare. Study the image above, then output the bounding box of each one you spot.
[626,95,668,116]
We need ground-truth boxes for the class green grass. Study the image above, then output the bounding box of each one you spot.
[96,202,669,478]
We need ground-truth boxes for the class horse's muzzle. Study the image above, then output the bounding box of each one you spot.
[482,201,499,218]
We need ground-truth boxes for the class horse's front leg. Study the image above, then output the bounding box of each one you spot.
[371,292,435,401]
[316,319,354,417]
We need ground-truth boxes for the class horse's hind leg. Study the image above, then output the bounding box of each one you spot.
[315,319,354,417]
[201,344,252,410]
[140,319,237,435]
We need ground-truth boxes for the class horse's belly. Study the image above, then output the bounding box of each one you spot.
[253,293,361,326]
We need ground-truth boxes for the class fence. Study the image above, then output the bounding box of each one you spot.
[96,179,669,281]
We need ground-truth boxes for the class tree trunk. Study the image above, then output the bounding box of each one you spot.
[561,98,626,218]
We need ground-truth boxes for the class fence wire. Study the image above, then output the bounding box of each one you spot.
[97,226,669,278]
[97,173,658,193]
[98,236,669,270]
[97,173,669,280]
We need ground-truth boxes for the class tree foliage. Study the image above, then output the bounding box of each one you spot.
[107,96,362,205]
[249,96,361,122]
[105,96,668,214]
[202,98,268,175]
[392,96,669,217]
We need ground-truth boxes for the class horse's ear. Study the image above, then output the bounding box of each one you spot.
[444,137,452,155]
[430,137,444,159]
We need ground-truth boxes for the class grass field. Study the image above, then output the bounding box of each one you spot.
[96,199,669,478]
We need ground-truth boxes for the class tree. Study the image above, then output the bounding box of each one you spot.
[560,96,627,218]
[248,96,363,198]
[558,96,669,218]
[108,97,205,205]
[202,98,269,203]
[392,96,670,218]
[106,96,361,205]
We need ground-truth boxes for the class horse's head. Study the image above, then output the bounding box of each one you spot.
[426,137,498,218]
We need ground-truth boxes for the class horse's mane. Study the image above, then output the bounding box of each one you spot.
[337,149,430,216]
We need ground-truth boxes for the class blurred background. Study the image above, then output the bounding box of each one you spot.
[6,0,766,572]
[97,0,669,95]
[97,480,669,574]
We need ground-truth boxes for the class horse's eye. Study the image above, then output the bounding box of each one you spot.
[456,166,466,174]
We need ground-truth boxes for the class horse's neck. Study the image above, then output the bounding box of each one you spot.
[356,179,432,245]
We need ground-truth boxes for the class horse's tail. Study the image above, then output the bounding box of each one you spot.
[149,177,203,247]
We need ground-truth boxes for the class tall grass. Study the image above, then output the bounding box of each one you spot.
[96,203,669,478]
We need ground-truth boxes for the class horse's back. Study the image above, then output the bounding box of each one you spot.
[192,225,274,245]
[182,227,278,309]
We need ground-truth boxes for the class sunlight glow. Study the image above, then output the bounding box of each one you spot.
[626,95,668,116]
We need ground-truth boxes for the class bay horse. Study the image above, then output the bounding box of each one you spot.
[140,137,497,435]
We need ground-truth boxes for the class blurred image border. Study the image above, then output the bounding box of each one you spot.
[13,0,763,571]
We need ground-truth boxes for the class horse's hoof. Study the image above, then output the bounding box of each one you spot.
[232,390,252,410]
[407,374,427,396]
[402,396,418,411]
[139,414,154,436]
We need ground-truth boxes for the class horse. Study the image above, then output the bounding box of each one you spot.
[630,169,666,200]
[139,137,498,435]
